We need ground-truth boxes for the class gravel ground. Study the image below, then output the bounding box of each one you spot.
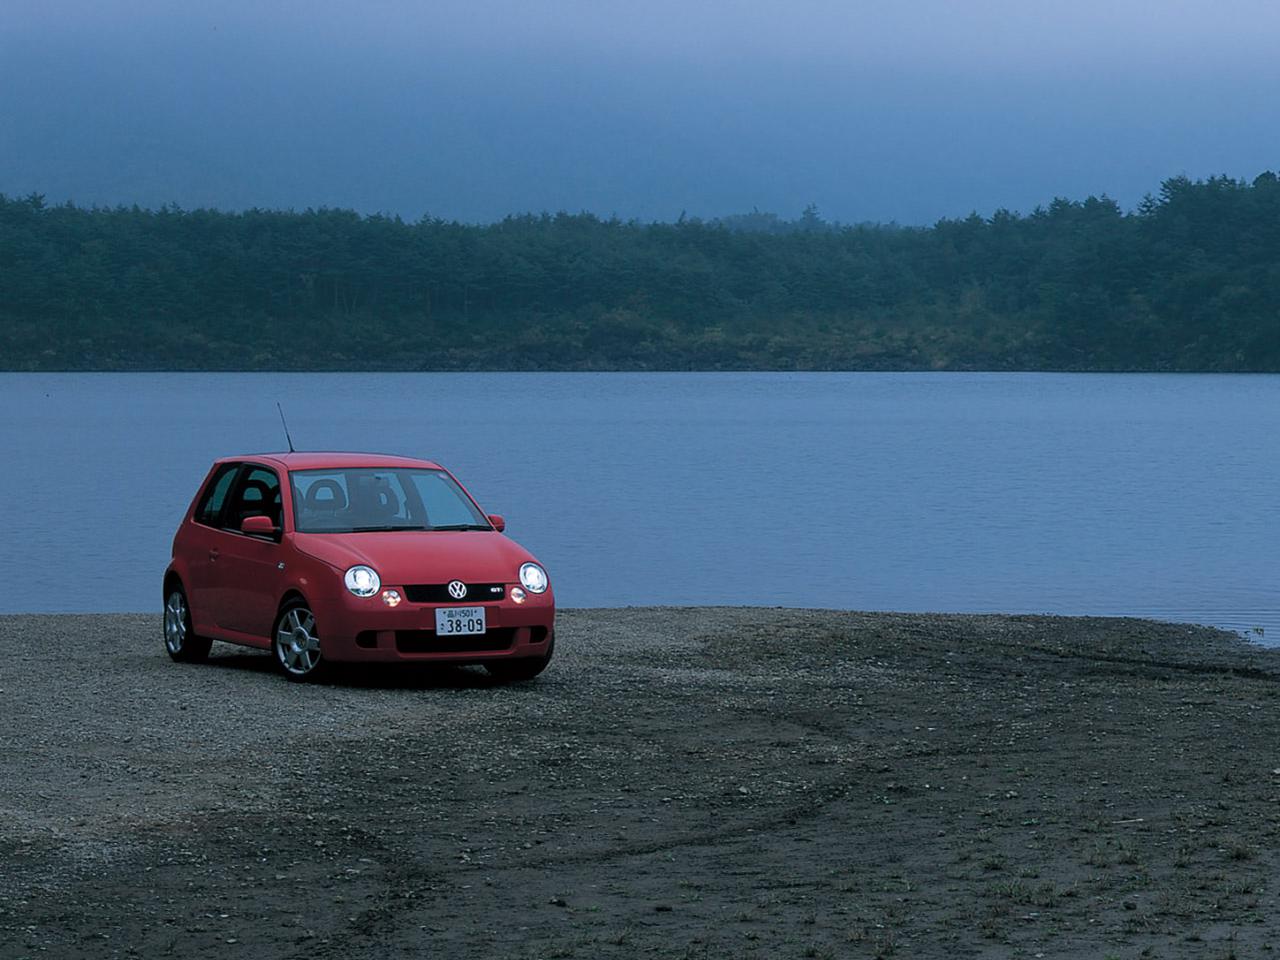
[3,608,1280,959]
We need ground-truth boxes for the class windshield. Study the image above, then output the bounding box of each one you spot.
[290,467,490,533]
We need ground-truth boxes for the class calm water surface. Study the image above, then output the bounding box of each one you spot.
[3,372,1275,640]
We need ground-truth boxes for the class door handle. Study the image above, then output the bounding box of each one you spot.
[209,549,220,561]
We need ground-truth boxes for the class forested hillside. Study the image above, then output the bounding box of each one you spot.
[2,172,1279,371]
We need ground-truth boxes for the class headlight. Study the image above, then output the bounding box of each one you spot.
[344,565,381,597]
[519,562,548,594]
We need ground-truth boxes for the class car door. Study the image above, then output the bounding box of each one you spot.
[213,464,287,640]
[183,462,241,634]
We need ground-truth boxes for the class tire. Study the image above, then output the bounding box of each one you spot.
[486,636,554,683]
[272,600,326,682]
[164,586,212,663]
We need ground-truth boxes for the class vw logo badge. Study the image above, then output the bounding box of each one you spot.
[447,580,468,600]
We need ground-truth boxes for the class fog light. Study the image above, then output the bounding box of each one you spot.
[381,589,402,608]
[510,587,527,604]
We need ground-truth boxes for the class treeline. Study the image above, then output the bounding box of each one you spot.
[2,172,1280,371]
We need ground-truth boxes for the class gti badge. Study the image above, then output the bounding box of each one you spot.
[447,580,468,600]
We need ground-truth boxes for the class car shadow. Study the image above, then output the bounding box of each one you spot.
[202,646,503,690]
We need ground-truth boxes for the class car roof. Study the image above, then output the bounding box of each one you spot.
[215,452,443,472]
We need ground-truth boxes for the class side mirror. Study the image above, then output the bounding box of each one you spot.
[487,514,506,533]
[241,515,278,537]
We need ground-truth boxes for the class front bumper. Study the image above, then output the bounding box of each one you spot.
[315,585,555,663]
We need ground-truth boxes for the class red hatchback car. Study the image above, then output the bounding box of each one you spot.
[163,453,555,682]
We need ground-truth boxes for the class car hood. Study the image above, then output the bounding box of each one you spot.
[292,530,542,585]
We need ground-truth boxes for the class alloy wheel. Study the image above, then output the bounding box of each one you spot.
[164,591,188,654]
[275,607,322,676]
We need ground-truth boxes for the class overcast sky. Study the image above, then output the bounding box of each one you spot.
[2,0,1278,223]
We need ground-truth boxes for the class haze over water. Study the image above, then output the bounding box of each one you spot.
[3,371,1275,640]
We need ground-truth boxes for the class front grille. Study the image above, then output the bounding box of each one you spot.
[394,628,516,654]
[403,583,506,604]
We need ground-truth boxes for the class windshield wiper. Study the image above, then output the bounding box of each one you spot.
[429,523,492,531]
[348,524,429,533]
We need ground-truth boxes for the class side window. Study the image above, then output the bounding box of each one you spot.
[224,466,282,530]
[194,465,240,527]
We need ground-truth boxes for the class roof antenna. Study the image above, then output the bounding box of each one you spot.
[276,402,296,453]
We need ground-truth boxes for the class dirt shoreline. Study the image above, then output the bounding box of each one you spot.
[3,608,1280,959]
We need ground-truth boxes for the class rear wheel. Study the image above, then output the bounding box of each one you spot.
[273,601,325,681]
[164,587,212,662]
[486,636,554,683]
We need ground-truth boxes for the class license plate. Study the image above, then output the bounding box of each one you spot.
[435,606,486,636]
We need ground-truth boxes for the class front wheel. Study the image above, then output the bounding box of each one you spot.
[164,587,212,663]
[273,602,326,681]
[486,636,554,683]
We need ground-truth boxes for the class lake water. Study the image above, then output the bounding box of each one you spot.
[2,372,1275,640]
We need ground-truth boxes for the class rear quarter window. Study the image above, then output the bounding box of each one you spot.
[194,464,240,527]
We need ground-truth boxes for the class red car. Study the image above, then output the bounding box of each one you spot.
[162,452,555,682]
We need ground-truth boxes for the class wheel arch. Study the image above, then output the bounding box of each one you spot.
[163,567,184,601]
[277,588,309,613]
